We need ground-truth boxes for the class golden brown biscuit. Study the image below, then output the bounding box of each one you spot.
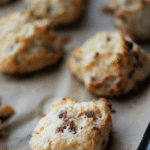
[103,0,150,40]
[114,0,150,40]
[0,11,66,74]
[67,31,150,97]
[24,0,84,27]
[29,97,112,150]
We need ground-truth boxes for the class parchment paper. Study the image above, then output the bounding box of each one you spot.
[0,0,150,150]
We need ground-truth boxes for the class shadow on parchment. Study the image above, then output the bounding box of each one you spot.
[70,73,150,103]
[135,38,150,46]
[106,132,122,150]
[89,75,150,103]
[2,57,65,81]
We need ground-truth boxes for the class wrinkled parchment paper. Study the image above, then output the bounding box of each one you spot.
[0,0,150,150]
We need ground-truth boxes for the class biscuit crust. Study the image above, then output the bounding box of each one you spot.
[29,97,112,150]
[24,0,84,27]
[67,31,150,97]
[0,11,65,74]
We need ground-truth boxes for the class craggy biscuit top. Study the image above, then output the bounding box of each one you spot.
[68,31,150,96]
[24,0,84,26]
[30,97,112,150]
[0,11,66,74]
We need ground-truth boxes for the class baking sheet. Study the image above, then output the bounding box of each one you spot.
[0,0,150,150]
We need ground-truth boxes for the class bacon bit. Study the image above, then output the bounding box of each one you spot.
[66,120,74,130]
[95,52,99,57]
[59,110,67,119]
[57,119,76,133]
[107,36,111,42]
[85,111,94,118]
[91,77,96,81]
[93,127,101,135]
[57,126,64,133]
[63,97,66,100]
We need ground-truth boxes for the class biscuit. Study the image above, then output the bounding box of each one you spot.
[67,31,150,97]
[0,11,66,74]
[103,0,150,40]
[24,0,84,26]
[114,0,150,40]
[29,97,112,150]
[0,102,15,132]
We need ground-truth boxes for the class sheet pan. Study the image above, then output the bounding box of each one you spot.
[0,0,150,149]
